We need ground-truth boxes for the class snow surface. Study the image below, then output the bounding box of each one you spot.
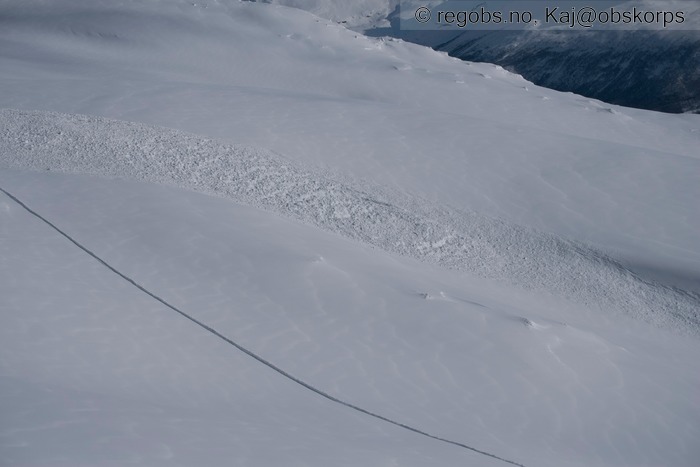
[2,169,700,467]
[1,109,698,334]
[1,1,700,466]
[1,0,699,290]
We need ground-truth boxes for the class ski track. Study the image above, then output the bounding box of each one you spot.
[0,183,526,467]
[1,109,698,335]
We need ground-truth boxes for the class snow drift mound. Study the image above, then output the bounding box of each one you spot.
[2,109,698,334]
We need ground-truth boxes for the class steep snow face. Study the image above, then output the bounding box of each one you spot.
[2,168,700,467]
[1,0,699,292]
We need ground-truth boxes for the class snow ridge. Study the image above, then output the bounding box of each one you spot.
[2,109,697,334]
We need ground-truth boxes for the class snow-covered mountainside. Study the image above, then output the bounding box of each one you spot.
[2,0,699,289]
[1,1,699,466]
[430,29,700,114]
[277,0,700,113]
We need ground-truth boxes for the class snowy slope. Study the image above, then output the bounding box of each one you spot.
[1,109,698,334]
[0,170,517,467]
[431,28,700,114]
[271,0,700,113]
[1,1,700,466]
[2,168,699,467]
[1,0,699,293]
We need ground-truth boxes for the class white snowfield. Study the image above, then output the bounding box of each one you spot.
[2,169,700,467]
[1,1,700,467]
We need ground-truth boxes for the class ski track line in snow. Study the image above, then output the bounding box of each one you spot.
[0,184,527,467]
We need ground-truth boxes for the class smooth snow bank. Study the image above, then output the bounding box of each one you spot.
[2,109,698,335]
[2,0,699,291]
[2,168,699,467]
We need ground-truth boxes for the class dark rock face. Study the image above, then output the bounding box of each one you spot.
[436,30,700,114]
